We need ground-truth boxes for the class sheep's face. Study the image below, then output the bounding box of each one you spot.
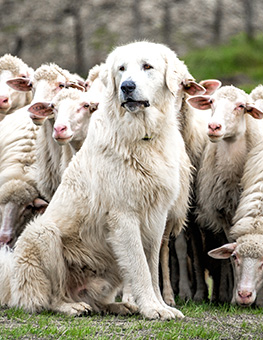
[208,238,263,307]
[232,250,263,306]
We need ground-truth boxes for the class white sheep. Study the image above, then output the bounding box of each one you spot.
[208,133,263,307]
[12,63,83,202]
[0,54,33,120]
[0,106,47,247]
[0,63,74,245]
[30,87,98,176]
[160,77,221,305]
[0,179,47,247]
[187,85,263,302]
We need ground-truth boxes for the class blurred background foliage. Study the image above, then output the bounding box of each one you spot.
[0,0,263,91]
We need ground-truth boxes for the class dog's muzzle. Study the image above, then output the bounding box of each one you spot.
[121,98,150,112]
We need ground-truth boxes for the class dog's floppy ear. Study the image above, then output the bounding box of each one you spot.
[99,54,116,99]
[165,49,190,95]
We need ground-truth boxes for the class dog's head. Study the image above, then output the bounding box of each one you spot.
[100,41,187,114]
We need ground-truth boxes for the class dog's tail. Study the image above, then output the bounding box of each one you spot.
[0,246,14,306]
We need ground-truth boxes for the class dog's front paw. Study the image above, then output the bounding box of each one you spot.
[141,303,184,320]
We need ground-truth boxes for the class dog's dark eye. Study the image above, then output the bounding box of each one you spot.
[119,66,125,71]
[143,64,153,70]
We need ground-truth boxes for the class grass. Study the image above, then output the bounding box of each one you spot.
[182,32,263,93]
[1,301,263,339]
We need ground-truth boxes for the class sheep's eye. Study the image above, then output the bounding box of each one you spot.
[143,64,153,70]
[58,83,65,89]
[83,103,90,109]
[119,66,125,71]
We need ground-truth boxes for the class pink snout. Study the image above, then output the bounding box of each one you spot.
[53,124,68,139]
[237,290,254,306]
[0,96,10,110]
[208,123,222,133]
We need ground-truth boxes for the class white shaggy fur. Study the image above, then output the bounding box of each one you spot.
[0,41,191,320]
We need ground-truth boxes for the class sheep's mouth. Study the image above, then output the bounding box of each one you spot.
[121,98,150,112]
[54,136,73,145]
[207,133,223,143]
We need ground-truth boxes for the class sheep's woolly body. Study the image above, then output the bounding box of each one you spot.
[196,86,262,235]
[87,64,102,83]
[0,108,39,186]
[231,143,263,240]
[250,84,263,102]
[0,180,38,205]
[178,93,208,171]
[0,54,29,75]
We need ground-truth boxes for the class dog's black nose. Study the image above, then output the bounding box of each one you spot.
[121,81,136,95]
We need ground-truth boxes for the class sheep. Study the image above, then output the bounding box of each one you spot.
[160,77,221,305]
[26,65,100,201]
[0,179,48,247]
[30,87,98,176]
[208,132,263,307]
[0,105,48,248]
[187,85,263,302]
[0,54,33,120]
[9,63,83,202]
[0,63,75,245]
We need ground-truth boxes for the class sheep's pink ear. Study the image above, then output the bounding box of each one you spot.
[182,80,206,96]
[208,243,237,259]
[6,77,32,92]
[33,198,48,214]
[187,95,212,110]
[28,102,53,117]
[199,79,222,95]
[246,104,263,119]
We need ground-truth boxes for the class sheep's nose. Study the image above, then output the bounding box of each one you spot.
[0,96,10,109]
[238,290,252,299]
[208,123,222,132]
[54,125,67,134]
[121,81,136,95]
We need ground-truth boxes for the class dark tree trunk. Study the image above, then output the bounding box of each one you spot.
[212,0,223,44]
[243,0,255,41]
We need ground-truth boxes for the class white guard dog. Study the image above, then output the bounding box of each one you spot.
[0,41,191,320]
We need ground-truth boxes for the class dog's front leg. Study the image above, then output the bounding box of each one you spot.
[146,215,185,319]
[107,211,183,320]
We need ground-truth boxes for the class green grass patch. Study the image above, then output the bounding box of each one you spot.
[1,302,262,339]
[182,32,263,93]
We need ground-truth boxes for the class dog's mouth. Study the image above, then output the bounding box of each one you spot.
[121,98,150,112]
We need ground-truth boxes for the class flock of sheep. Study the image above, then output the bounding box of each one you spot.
[0,41,263,319]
